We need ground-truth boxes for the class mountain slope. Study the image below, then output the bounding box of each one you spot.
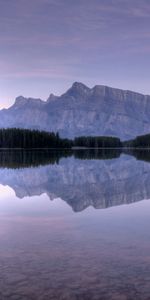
[1,82,150,140]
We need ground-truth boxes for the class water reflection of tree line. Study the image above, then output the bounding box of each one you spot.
[73,149,122,160]
[0,150,71,169]
[0,148,150,169]
[125,149,150,163]
[0,149,121,169]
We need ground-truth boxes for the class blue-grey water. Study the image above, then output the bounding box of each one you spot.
[0,150,150,300]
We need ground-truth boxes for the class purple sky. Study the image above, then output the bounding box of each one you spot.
[1,0,150,108]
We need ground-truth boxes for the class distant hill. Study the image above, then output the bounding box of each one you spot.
[1,82,150,140]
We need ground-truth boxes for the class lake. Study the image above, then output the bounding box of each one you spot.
[0,149,150,300]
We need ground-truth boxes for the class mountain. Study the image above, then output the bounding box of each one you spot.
[1,82,150,140]
[0,153,150,212]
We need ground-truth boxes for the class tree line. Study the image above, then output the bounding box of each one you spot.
[123,133,150,148]
[0,128,72,148]
[74,136,122,148]
[0,128,122,149]
[2,128,150,149]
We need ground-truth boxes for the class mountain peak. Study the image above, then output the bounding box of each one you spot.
[13,96,44,108]
[47,93,58,103]
[72,81,89,89]
[71,81,90,92]
[64,82,90,98]
[14,96,28,107]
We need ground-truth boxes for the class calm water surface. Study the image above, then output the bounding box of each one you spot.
[0,150,150,300]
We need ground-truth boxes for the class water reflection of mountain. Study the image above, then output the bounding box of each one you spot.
[1,150,150,212]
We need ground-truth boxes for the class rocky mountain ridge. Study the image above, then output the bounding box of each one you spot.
[1,82,150,140]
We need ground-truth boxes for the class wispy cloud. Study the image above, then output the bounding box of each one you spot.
[1,0,150,104]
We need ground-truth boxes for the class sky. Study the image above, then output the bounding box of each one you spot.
[1,0,150,108]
